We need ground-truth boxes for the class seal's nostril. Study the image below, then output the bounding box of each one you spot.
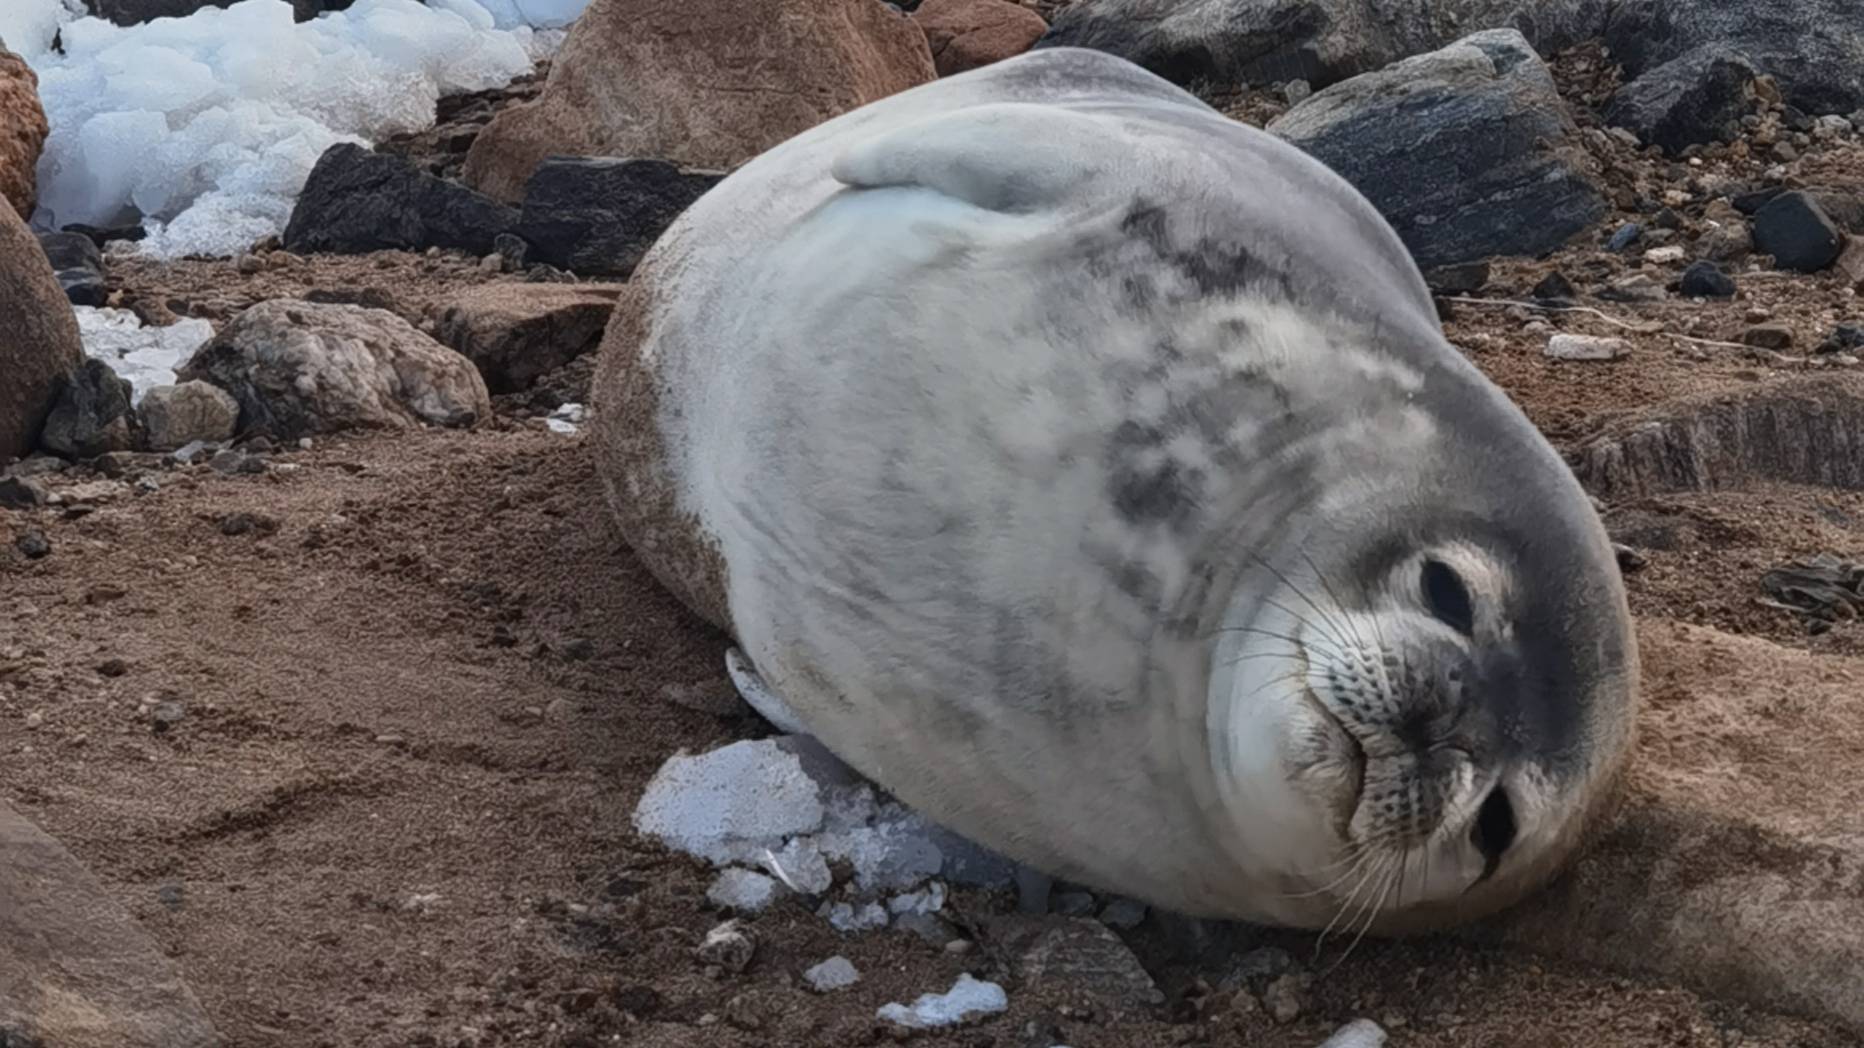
[1470,785,1517,880]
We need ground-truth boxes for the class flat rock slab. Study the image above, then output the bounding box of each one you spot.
[984,914,1162,1011]
[1567,373,1864,501]
[1468,620,1864,1035]
[0,801,220,1048]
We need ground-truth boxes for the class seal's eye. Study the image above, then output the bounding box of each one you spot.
[1421,558,1474,635]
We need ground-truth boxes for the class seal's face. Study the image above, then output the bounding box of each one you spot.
[1209,524,1636,934]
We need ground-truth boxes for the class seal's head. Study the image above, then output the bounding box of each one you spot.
[1203,382,1639,936]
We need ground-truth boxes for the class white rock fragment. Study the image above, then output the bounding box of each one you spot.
[1318,1018,1389,1048]
[1643,245,1686,264]
[1544,334,1630,361]
[802,955,860,993]
[706,868,783,913]
[888,881,947,917]
[1099,897,1148,929]
[876,973,1009,1030]
[821,900,890,933]
[632,738,829,864]
[544,402,586,435]
[761,838,833,896]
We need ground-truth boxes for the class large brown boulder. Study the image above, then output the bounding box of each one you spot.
[459,0,937,203]
[0,199,82,462]
[0,801,221,1047]
[914,0,1049,76]
[0,45,49,219]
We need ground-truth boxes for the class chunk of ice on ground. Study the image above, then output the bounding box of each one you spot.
[761,837,832,896]
[706,868,783,913]
[632,738,829,865]
[888,881,946,917]
[1318,1019,1388,1048]
[468,0,590,29]
[803,955,860,992]
[0,0,82,62]
[876,973,1008,1029]
[24,0,539,257]
[74,307,215,405]
[821,900,889,933]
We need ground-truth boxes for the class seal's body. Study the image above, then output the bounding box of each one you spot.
[593,48,1638,931]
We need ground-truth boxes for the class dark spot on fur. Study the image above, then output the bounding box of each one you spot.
[1120,203,1296,301]
[1109,459,1203,530]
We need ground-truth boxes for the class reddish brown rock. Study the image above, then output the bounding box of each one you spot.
[0,45,49,218]
[914,0,1049,76]
[0,800,222,1047]
[433,283,624,393]
[459,0,937,203]
[0,198,82,462]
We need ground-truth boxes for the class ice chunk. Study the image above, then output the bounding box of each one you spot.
[24,0,537,256]
[1318,1020,1388,1048]
[468,0,591,30]
[632,738,829,865]
[706,868,783,913]
[821,900,889,933]
[876,973,1008,1029]
[0,0,81,62]
[74,307,215,406]
[803,956,860,993]
[761,838,832,896]
[888,881,946,917]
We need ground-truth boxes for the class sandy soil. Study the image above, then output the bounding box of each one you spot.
[5,34,1864,1048]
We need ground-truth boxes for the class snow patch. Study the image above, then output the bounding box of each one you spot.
[876,973,1008,1029]
[75,307,215,405]
[23,0,549,258]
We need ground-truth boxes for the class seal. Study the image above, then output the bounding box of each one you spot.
[591,46,1639,934]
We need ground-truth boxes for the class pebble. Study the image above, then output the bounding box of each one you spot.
[1050,891,1096,917]
[1599,273,1666,303]
[478,253,504,274]
[802,956,860,992]
[1642,245,1685,264]
[1545,334,1630,361]
[822,899,890,932]
[1605,222,1642,251]
[150,701,186,733]
[210,448,266,475]
[1531,271,1576,303]
[876,973,1008,1030]
[15,529,51,560]
[696,919,757,974]
[708,868,784,913]
[1679,260,1736,298]
[24,712,43,729]
[1261,973,1309,1024]
[156,884,186,909]
[1318,1019,1390,1048]
[1742,323,1795,350]
[1098,897,1148,929]
[1283,78,1312,105]
[235,253,264,274]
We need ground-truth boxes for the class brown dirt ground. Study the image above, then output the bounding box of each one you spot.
[5,33,1864,1048]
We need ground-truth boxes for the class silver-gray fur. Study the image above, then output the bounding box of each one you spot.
[591,46,1639,932]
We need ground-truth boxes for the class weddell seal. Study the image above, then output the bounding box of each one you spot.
[591,46,1639,933]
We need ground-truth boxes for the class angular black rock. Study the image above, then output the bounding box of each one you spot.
[283,143,518,256]
[514,157,723,277]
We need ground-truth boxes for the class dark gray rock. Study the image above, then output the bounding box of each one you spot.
[0,476,47,510]
[1606,222,1642,251]
[514,158,722,277]
[39,360,137,460]
[1267,29,1606,270]
[283,143,518,256]
[1423,260,1490,293]
[1604,0,1864,117]
[1816,322,1864,355]
[61,223,145,249]
[15,528,51,559]
[1679,260,1736,298]
[36,231,107,307]
[1752,191,1843,272]
[85,0,353,23]
[1035,0,1608,91]
[1603,48,1757,154]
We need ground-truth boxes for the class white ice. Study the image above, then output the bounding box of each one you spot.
[23,0,555,258]
[706,868,783,913]
[876,973,1009,1030]
[632,738,829,865]
[74,306,215,405]
[803,956,860,993]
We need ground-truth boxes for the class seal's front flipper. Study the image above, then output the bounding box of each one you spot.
[725,647,810,735]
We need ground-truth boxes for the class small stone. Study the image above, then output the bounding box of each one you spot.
[707,868,784,913]
[1771,141,1799,163]
[1679,260,1736,298]
[1283,78,1312,105]
[15,529,50,559]
[218,512,279,537]
[1742,323,1794,350]
[156,884,186,909]
[1261,973,1308,1024]
[24,712,43,729]
[1050,891,1096,917]
[479,253,505,274]
[696,919,756,974]
[821,899,890,932]
[803,956,860,993]
[140,381,240,452]
[1531,271,1576,303]
[1599,273,1667,303]
[236,254,264,274]
[0,475,48,509]
[1614,543,1648,573]
[210,449,265,475]
[1318,1018,1389,1048]
[1606,222,1642,251]
[889,881,948,916]
[1098,897,1147,929]
[723,993,765,1031]
[1423,260,1489,294]
[494,233,529,270]
[97,658,129,677]
[151,701,186,732]
[1835,236,1864,290]
[876,973,1009,1030]
[1546,334,1630,361]
[1642,245,1685,265]
[1752,191,1844,272]
[1818,323,1864,355]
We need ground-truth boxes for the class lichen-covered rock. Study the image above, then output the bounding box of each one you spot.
[176,300,491,440]
[0,45,48,218]
[0,199,81,462]
[1035,0,1609,91]
[459,0,936,202]
[1268,29,1606,269]
[139,381,240,451]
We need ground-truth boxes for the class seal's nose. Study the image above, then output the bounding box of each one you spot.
[1470,783,1518,881]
